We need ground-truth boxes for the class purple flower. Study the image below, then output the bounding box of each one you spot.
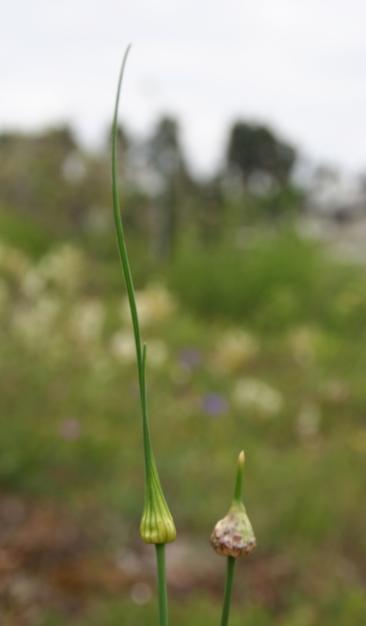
[202,393,228,417]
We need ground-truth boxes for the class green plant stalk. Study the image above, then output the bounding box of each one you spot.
[155,544,169,626]
[111,44,151,477]
[220,556,236,626]
[111,45,172,626]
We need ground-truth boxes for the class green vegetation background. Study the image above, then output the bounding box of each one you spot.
[0,126,365,625]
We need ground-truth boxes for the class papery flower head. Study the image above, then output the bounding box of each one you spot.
[210,451,256,558]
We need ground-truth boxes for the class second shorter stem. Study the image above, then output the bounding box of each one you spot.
[220,556,236,626]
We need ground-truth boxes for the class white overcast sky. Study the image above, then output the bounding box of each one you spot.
[1,0,365,174]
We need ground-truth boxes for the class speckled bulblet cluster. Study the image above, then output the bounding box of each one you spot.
[210,501,256,558]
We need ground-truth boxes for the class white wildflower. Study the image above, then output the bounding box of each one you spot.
[0,243,30,279]
[110,331,136,363]
[110,330,167,369]
[20,269,46,299]
[69,300,104,344]
[145,339,168,369]
[12,296,60,346]
[213,330,258,373]
[121,283,176,327]
[233,378,283,416]
[38,244,85,293]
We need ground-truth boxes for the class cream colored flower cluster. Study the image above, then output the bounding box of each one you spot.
[121,283,176,327]
[0,240,173,372]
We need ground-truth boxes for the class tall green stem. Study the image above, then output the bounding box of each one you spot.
[111,44,152,477]
[155,544,169,626]
[220,556,236,626]
[111,46,174,626]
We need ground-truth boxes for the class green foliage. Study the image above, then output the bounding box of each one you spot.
[169,229,366,334]
[38,599,271,626]
[0,115,303,260]
[168,231,322,328]
[0,208,54,257]
[37,591,366,626]
[1,225,366,625]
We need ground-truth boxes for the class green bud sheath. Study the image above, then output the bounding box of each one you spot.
[140,456,177,544]
[211,451,256,558]
[138,345,176,545]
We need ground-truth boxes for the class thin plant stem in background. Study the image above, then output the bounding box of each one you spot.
[220,556,236,626]
[111,45,176,626]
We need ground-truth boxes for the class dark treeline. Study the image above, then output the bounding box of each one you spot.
[0,118,304,257]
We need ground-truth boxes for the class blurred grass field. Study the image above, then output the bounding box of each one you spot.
[1,213,366,625]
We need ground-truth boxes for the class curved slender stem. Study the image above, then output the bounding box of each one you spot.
[112,47,171,626]
[220,556,236,626]
[111,45,153,479]
[155,544,169,626]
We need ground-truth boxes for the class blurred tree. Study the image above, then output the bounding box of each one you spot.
[146,116,193,258]
[0,126,112,235]
[192,175,225,244]
[148,117,186,182]
[0,127,79,227]
[226,121,297,187]
[0,118,303,248]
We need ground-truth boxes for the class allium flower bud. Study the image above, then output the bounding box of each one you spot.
[210,500,256,557]
[210,451,256,558]
[140,457,177,544]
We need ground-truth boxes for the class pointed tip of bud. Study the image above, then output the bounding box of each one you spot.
[238,450,245,467]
